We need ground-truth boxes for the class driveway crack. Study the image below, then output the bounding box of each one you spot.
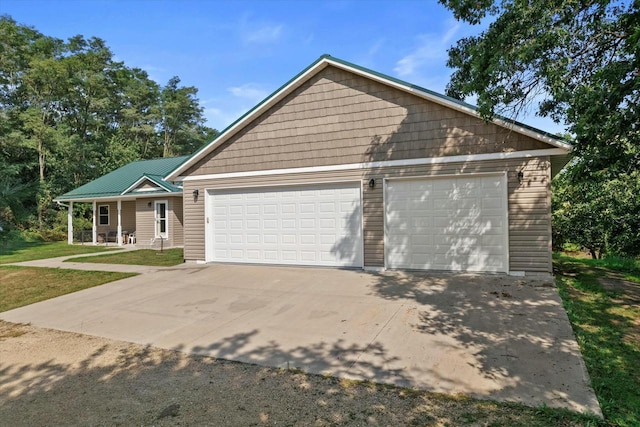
[348,303,405,369]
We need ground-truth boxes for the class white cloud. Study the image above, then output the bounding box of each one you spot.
[240,17,284,44]
[228,84,270,102]
[204,107,249,131]
[394,20,460,78]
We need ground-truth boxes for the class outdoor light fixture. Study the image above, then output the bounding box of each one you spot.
[517,170,524,183]
[368,178,375,188]
[147,201,152,208]
[192,189,199,198]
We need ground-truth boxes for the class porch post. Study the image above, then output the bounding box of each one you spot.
[67,201,73,245]
[92,201,97,245]
[117,199,123,246]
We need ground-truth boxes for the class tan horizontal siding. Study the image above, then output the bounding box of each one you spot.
[182,182,205,261]
[184,66,552,177]
[363,181,384,266]
[171,196,184,246]
[95,201,135,239]
[135,199,154,246]
[184,156,552,273]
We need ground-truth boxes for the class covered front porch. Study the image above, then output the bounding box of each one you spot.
[63,196,182,248]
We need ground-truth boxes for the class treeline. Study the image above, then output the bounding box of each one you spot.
[0,16,217,234]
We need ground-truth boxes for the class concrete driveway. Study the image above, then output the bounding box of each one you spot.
[1,263,600,415]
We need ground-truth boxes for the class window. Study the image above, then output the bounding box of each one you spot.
[99,205,110,226]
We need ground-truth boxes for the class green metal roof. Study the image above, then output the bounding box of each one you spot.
[55,156,188,201]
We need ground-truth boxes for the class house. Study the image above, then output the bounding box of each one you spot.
[166,55,570,276]
[55,156,188,248]
[59,55,570,276]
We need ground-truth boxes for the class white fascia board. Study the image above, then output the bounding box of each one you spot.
[179,148,567,182]
[54,191,182,203]
[165,60,332,181]
[324,58,572,151]
[121,175,172,195]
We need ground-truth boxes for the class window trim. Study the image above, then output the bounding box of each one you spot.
[98,204,110,226]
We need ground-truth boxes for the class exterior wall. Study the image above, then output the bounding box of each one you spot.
[135,196,184,248]
[95,201,136,238]
[183,156,552,273]
[171,196,184,246]
[180,64,557,274]
[184,65,550,177]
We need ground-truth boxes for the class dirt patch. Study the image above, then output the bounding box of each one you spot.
[0,323,589,426]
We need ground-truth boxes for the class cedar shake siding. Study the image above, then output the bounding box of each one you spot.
[183,156,552,273]
[184,66,550,177]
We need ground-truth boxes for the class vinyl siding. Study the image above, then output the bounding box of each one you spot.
[183,157,552,273]
[184,66,551,177]
[96,201,135,237]
[135,199,155,246]
[135,197,183,248]
[171,196,184,246]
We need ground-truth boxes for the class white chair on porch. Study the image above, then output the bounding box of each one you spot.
[128,231,136,244]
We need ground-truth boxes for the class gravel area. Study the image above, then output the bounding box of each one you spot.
[0,322,589,426]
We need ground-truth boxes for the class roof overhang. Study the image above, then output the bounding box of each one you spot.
[121,175,173,195]
[53,191,182,203]
[166,55,572,181]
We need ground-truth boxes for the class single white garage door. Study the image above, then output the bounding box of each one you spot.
[385,175,508,272]
[208,183,362,267]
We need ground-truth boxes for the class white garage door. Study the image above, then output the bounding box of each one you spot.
[385,175,508,272]
[208,183,362,267]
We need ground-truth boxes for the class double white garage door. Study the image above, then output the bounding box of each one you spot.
[206,175,508,272]
[207,183,363,267]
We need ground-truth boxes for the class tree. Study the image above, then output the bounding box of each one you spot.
[441,1,640,257]
[441,0,639,177]
[159,76,213,157]
[0,16,218,234]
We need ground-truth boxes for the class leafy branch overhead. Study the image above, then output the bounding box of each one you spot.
[441,0,639,177]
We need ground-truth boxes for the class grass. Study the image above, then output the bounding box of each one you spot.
[0,240,120,264]
[0,266,136,313]
[67,248,184,267]
[554,253,640,426]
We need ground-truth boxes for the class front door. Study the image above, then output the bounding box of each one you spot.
[155,200,168,239]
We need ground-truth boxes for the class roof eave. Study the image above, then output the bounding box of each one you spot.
[121,174,173,195]
[167,54,571,180]
[54,191,182,203]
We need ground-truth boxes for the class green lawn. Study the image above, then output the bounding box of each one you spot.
[0,240,121,264]
[554,254,640,427]
[0,266,136,312]
[67,248,184,267]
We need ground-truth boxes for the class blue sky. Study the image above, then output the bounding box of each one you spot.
[2,0,563,134]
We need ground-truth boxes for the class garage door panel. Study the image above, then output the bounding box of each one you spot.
[209,183,362,267]
[386,176,507,272]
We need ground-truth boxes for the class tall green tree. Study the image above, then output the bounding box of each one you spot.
[159,76,209,157]
[441,0,639,177]
[441,0,640,257]
[0,16,218,233]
